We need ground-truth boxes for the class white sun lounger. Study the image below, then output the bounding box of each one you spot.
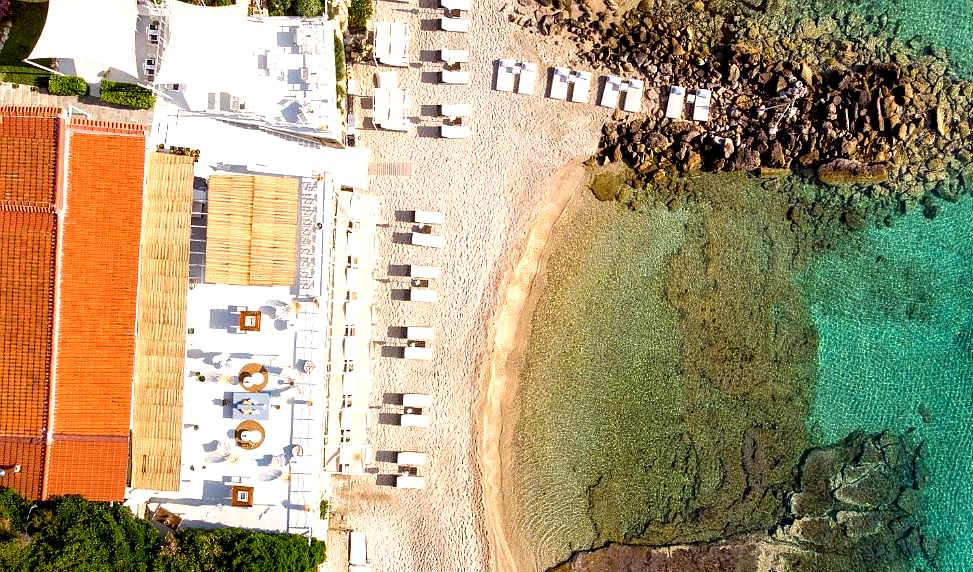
[397,451,428,466]
[406,326,435,340]
[403,346,434,360]
[666,85,686,119]
[693,88,712,122]
[440,103,471,118]
[570,70,592,103]
[440,17,470,32]
[400,414,430,428]
[395,475,426,488]
[549,67,570,100]
[350,532,369,566]
[411,232,445,248]
[517,62,537,95]
[440,0,471,10]
[409,264,441,279]
[414,210,445,225]
[440,123,472,138]
[410,288,439,303]
[440,48,469,64]
[600,75,622,108]
[441,69,470,84]
[622,78,644,113]
[495,60,517,92]
[403,393,433,408]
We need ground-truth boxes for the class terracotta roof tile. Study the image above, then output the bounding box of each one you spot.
[44,438,129,501]
[0,108,59,207]
[0,438,46,499]
[52,130,145,437]
[0,212,56,437]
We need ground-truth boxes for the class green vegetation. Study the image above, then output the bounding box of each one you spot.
[294,0,323,17]
[46,74,87,96]
[0,489,326,572]
[348,0,372,32]
[266,0,293,16]
[99,80,156,109]
[0,1,50,86]
[318,500,329,516]
[333,32,346,111]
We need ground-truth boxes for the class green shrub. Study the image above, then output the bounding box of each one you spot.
[333,32,345,82]
[294,0,323,17]
[99,80,156,109]
[47,75,88,96]
[348,0,373,32]
[267,0,292,16]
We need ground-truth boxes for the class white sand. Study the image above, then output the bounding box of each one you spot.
[325,3,609,571]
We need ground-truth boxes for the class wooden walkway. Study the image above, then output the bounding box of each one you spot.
[368,162,413,176]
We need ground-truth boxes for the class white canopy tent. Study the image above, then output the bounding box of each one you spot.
[153,1,251,88]
[27,0,139,81]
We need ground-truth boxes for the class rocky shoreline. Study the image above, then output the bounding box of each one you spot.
[509,0,973,231]
[549,430,935,572]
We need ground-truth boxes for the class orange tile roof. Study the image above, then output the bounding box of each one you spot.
[51,127,145,438]
[0,439,46,499]
[0,212,56,438]
[44,438,129,501]
[0,107,60,207]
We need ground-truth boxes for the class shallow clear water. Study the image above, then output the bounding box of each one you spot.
[799,199,973,571]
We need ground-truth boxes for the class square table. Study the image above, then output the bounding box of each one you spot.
[231,392,270,421]
[230,485,254,507]
[239,310,261,332]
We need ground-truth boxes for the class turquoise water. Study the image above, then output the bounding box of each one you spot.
[799,199,973,571]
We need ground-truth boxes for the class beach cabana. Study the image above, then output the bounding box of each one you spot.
[440,17,471,32]
[549,67,570,100]
[622,79,645,113]
[600,75,622,108]
[349,531,369,567]
[414,210,445,225]
[410,288,439,303]
[373,72,410,131]
[395,475,426,489]
[441,69,470,84]
[373,22,409,67]
[693,88,712,122]
[517,63,538,95]
[666,85,687,119]
[404,346,434,360]
[440,49,469,64]
[411,232,446,248]
[495,59,517,92]
[406,326,435,340]
[409,265,442,279]
[397,451,428,466]
[439,103,471,118]
[400,414,430,428]
[570,70,592,103]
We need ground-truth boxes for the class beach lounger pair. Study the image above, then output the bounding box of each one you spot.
[548,67,591,102]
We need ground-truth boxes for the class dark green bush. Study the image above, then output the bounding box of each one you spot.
[99,80,156,109]
[47,75,88,96]
[333,32,345,82]
[267,0,292,16]
[294,0,323,17]
[348,0,372,32]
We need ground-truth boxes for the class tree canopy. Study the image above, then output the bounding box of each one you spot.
[0,489,325,572]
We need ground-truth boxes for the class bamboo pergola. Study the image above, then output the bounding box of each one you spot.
[130,153,194,491]
[204,174,299,286]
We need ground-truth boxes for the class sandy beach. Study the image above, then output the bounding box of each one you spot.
[324,2,608,571]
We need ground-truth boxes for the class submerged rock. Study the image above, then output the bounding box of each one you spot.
[817,158,889,186]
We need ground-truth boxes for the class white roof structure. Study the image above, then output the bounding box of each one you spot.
[409,265,441,279]
[693,88,712,122]
[396,451,427,466]
[395,475,426,489]
[622,79,645,113]
[28,0,139,79]
[154,2,251,88]
[666,85,687,119]
[414,210,445,224]
[403,393,433,408]
[411,232,445,248]
[406,326,435,340]
[404,346,434,360]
